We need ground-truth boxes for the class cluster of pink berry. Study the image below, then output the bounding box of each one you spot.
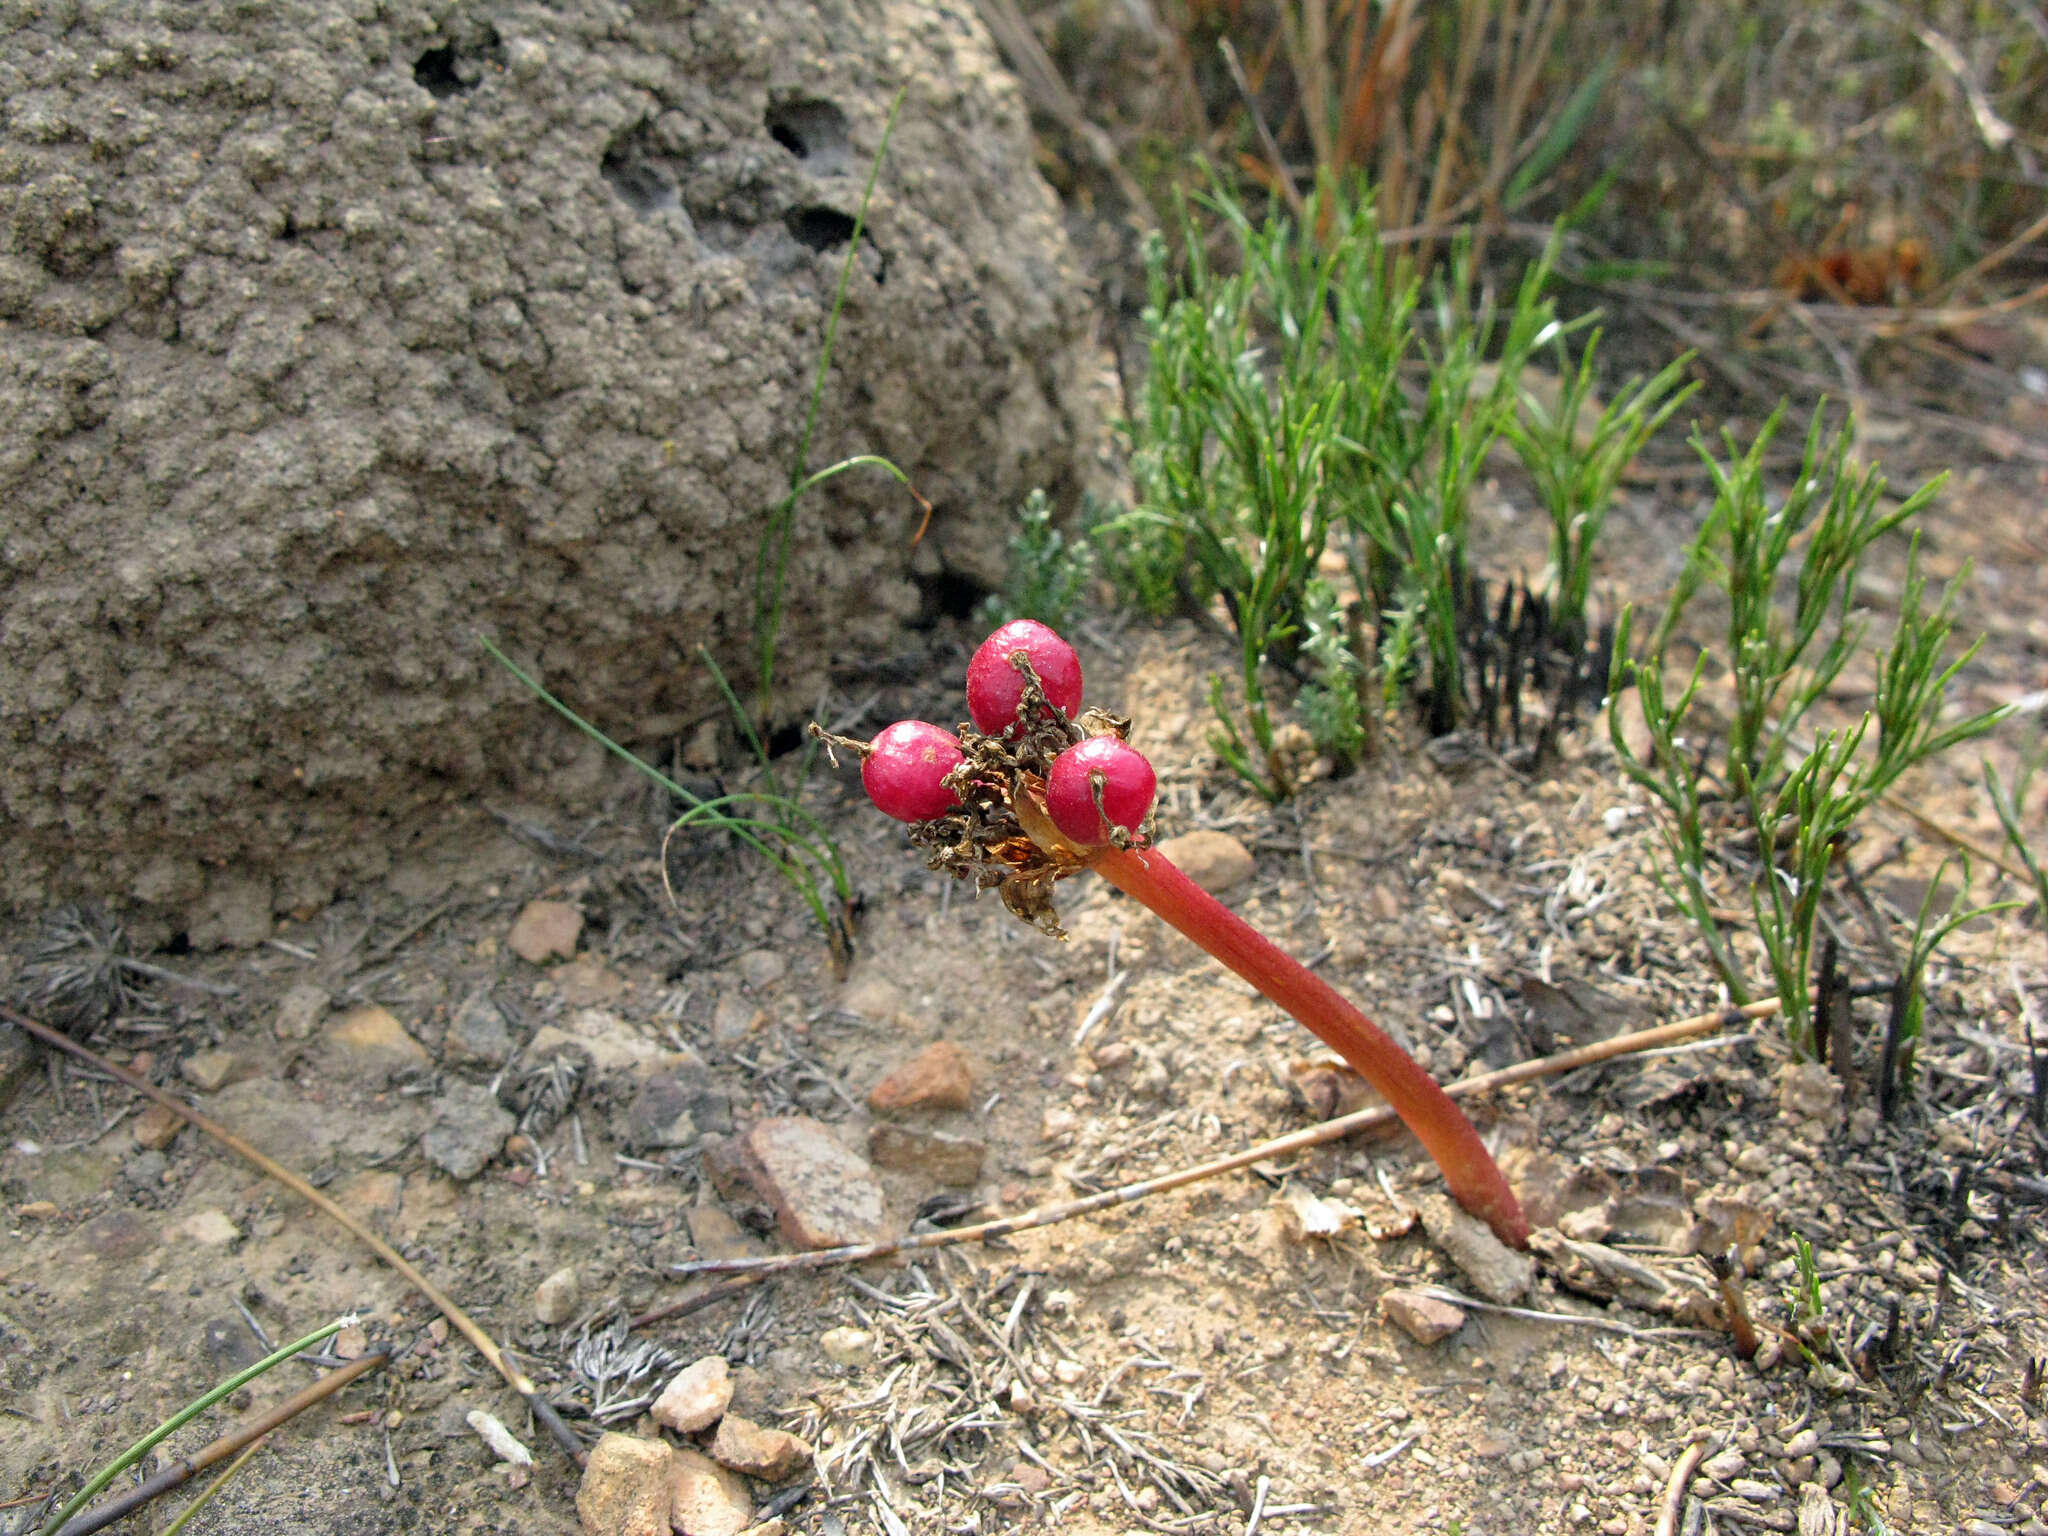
[856,620,1157,849]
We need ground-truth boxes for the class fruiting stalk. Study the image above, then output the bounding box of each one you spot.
[825,620,1527,1248]
[1089,841,1529,1246]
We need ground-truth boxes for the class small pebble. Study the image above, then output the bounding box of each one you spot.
[507,900,581,964]
[1378,1288,1465,1345]
[819,1327,873,1368]
[735,948,786,988]
[131,1104,181,1151]
[1702,1449,1746,1482]
[708,1413,811,1482]
[534,1266,580,1325]
[868,1041,974,1113]
[653,1355,733,1434]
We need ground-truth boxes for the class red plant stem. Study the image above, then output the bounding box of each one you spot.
[1091,844,1530,1247]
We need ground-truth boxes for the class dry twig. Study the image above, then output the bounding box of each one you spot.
[52,1352,388,1536]
[0,1005,588,1469]
[1656,1437,1710,1536]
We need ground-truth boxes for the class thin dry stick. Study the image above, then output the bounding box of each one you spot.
[1220,38,1308,222]
[0,1006,587,1468]
[669,998,1787,1279]
[1925,208,2048,306]
[628,1273,766,1331]
[54,1351,388,1536]
[1655,1438,1710,1536]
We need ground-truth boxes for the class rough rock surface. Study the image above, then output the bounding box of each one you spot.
[574,1432,675,1536]
[420,1079,515,1180]
[666,1447,753,1536]
[708,1413,811,1482]
[737,1115,889,1249]
[651,1354,732,1434]
[0,0,1107,927]
[867,1039,974,1112]
[1378,1286,1466,1345]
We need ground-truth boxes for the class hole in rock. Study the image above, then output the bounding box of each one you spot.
[414,45,464,96]
[413,23,503,99]
[786,206,858,252]
[916,570,988,625]
[764,722,809,759]
[764,98,850,162]
[601,124,679,216]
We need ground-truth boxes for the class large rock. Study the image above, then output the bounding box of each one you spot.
[0,0,1107,925]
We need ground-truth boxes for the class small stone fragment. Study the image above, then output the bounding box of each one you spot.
[183,1208,241,1246]
[867,1124,985,1187]
[466,1409,534,1466]
[554,957,624,1007]
[1277,1187,1355,1240]
[1379,1287,1465,1345]
[1288,1057,1379,1121]
[652,1355,733,1434]
[711,993,765,1044]
[839,975,902,1019]
[735,949,786,988]
[509,900,582,964]
[626,1074,701,1151]
[1777,1061,1841,1125]
[535,1266,581,1326]
[741,1117,890,1249]
[708,1413,812,1483]
[575,1433,676,1536]
[1012,1462,1051,1496]
[328,1005,432,1076]
[1040,1106,1078,1141]
[124,1150,168,1190]
[1153,829,1255,896]
[685,1204,754,1263]
[445,990,514,1068]
[182,1048,256,1092]
[667,1447,754,1536]
[1702,1448,1746,1483]
[818,1326,873,1367]
[528,1013,658,1073]
[421,1080,516,1181]
[131,1104,182,1151]
[1558,1205,1614,1242]
[272,982,330,1041]
[867,1041,973,1113]
[1419,1195,1535,1304]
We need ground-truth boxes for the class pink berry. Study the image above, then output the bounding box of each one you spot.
[861,721,965,822]
[965,619,1084,736]
[1045,736,1156,846]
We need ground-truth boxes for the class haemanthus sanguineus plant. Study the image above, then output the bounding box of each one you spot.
[818,619,1528,1248]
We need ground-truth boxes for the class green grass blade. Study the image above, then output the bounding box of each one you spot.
[42,1317,352,1536]
[755,89,908,726]
[1507,55,1615,210]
